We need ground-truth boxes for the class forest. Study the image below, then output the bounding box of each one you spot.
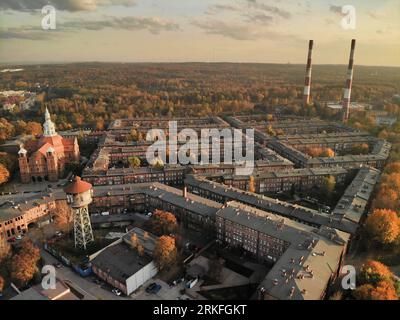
[0,62,399,135]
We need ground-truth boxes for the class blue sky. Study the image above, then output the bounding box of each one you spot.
[0,0,399,66]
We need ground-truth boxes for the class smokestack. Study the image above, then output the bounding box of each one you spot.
[342,39,356,123]
[303,40,314,107]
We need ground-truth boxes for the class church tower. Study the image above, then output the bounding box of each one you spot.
[18,147,31,183]
[46,147,59,181]
[43,107,57,137]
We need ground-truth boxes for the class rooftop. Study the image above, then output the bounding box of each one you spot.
[91,241,153,284]
[216,201,350,300]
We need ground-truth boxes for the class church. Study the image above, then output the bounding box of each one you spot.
[18,108,80,183]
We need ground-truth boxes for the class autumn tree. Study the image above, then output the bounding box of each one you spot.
[126,128,141,142]
[266,125,276,136]
[0,238,11,262]
[150,210,178,236]
[128,156,141,168]
[54,200,74,234]
[351,143,369,155]
[153,235,177,270]
[10,241,41,286]
[130,233,139,249]
[364,209,400,245]
[24,122,43,136]
[322,175,336,195]
[248,176,256,193]
[370,281,398,300]
[321,147,335,157]
[137,244,145,257]
[354,281,398,300]
[0,152,17,174]
[0,118,15,142]
[373,186,399,212]
[305,147,335,158]
[0,275,4,293]
[0,163,10,185]
[384,162,400,175]
[359,260,393,285]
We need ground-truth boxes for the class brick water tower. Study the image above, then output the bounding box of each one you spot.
[64,176,94,250]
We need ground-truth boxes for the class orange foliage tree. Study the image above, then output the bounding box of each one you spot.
[364,209,400,245]
[0,238,11,262]
[0,163,10,185]
[0,275,4,293]
[54,200,74,233]
[24,122,43,136]
[10,241,41,286]
[306,147,335,157]
[130,233,139,249]
[150,210,178,236]
[373,165,400,213]
[248,176,256,193]
[351,143,369,154]
[153,235,177,270]
[354,281,398,300]
[359,260,393,285]
[383,162,400,175]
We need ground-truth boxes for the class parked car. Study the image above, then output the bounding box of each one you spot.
[112,288,122,296]
[55,231,63,237]
[53,262,62,268]
[186,277,198,289]
[146,283,161,294]
[15,235,23,240]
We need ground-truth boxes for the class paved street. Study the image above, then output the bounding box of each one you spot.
[41,250,129,300]
[132,278,190,300]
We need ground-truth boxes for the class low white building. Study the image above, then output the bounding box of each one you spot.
[91,228,158,295]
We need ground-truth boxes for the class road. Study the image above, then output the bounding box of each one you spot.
[41,250,129,300]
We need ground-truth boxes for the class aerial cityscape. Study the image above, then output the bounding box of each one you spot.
[0,0,400,309]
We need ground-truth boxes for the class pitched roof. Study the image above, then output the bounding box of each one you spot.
[63,176,92,194]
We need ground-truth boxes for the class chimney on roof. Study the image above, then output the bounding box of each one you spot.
[303,40,314,107]
[183,186,187,198]
[342,39,356,123]
[289,287,295,298]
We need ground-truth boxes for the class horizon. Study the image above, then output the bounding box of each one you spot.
[2,61,400,68]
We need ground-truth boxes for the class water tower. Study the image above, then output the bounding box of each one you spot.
[64,176,94,250]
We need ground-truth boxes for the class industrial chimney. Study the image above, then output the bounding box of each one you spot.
[342,39,356,123]
[303,40,314,107]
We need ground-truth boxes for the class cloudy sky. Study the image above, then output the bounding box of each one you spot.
[0,0,399,66]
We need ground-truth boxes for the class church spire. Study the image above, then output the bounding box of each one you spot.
[43,107,57,137]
